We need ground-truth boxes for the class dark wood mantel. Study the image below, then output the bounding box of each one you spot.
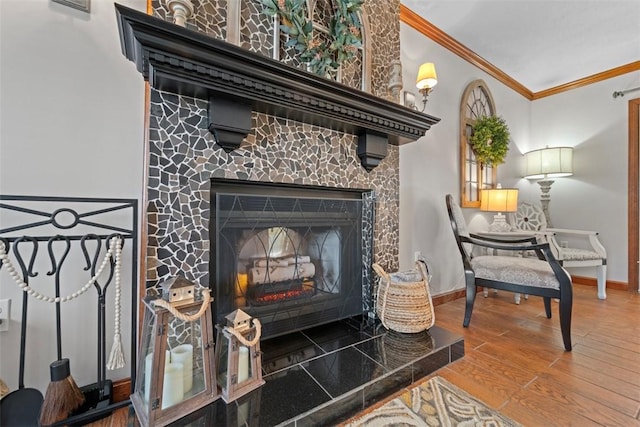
[115,4,440,168]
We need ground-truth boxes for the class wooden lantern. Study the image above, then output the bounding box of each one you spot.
[131,278,219,427]
[215,309,265,402]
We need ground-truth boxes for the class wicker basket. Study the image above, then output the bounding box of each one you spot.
[372,260,435,333]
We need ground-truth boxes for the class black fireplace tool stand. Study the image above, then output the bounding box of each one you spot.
[0,195,138,426]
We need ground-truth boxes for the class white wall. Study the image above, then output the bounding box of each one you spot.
[524,73,640,282]
[399,21,640,294]
[0,0,146,393]
[398,23,531,295]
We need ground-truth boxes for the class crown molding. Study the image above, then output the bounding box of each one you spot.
[400,5,640,100]
[532,61,640,99]
[400,4,533,100]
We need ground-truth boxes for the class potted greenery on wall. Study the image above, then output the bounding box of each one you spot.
[469,115,511,166]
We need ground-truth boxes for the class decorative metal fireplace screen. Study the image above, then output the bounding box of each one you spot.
[210,180,373,339]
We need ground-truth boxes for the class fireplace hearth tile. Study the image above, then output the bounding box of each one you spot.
[260,331,324,375]
[302,346,385,398]
[362,366,414,408]
[144,320,463,426]
[255,366,332,426]
[302,320,374,352]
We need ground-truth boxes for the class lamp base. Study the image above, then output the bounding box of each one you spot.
[487,213,512,232]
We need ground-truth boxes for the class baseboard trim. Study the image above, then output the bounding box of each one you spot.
[432,289,466,306]
[571,275,628,291]
[113,378,132,403]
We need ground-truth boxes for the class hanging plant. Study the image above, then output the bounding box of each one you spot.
[261,0,363,78]
[469,115,511,166]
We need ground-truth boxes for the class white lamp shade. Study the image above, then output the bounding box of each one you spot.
[416,63,438,90]
[523,147,573,179]
[480,188,519,212]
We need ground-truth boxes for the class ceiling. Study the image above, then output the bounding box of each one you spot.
[400,0,640,93]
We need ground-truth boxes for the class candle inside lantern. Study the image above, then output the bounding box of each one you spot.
[161,362,184,409]
[238,346,250,383]
[144,351,168,403]
[144,351,185,408]
[171,344,193,393]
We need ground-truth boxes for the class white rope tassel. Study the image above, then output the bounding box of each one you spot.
[107,237,125,370]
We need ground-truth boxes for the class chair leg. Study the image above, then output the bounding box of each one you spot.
[559,294,573,351]
[463,282,476,327]
[543,297,552,318]
[596,265,607,300]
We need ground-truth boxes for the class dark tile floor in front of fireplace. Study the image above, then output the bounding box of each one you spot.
[161,318,464,427]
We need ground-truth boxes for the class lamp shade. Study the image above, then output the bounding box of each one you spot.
[480,188,519,213]
[523,147,573,179]
[416,63,437,90]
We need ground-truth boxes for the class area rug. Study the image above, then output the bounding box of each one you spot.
[342,376,521,426]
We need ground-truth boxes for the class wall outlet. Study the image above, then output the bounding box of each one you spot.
[414,251,422,261]
[0,299,10,332]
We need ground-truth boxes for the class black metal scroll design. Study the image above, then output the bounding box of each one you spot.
[81,233,121,403]
[0,195,138,426]
[12,237,39,391]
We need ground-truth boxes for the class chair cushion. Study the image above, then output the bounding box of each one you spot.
[471,255,568,289]
[558,247,602,261]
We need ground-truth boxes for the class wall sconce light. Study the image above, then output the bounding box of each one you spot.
[480,185,519,232]
[415,62,438,111]
[131,277,218,427]
[523,146,573,227]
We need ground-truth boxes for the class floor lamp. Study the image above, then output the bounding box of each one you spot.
[523,146,573,227]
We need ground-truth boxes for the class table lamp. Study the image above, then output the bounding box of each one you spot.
[480,186,519,232]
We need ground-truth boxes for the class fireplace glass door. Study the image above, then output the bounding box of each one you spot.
[210,180,373,339]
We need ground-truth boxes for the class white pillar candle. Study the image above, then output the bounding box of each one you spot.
[144,353,154,403]
[238,346,249,383]
[144,351,169,403]
[171,344,193,393]
[161,362,184,409]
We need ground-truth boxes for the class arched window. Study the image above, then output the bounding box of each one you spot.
[460,80,497,208]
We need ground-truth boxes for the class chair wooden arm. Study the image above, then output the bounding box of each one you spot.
[461,235,551,260]
[469,233,537,245]
[546,228,599,236]
[538,229,606,259]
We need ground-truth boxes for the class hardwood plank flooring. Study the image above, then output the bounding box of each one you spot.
[91,285,640,426]
[431,285,640,426]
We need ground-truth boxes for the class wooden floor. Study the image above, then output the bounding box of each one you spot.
[93,284,640,426]
[430,285,640,426]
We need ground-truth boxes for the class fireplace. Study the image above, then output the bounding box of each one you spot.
[115,4,439,335]
[210,179,374,339]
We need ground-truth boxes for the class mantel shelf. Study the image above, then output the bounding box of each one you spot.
[116,4,440,169]
[116,4,439,147]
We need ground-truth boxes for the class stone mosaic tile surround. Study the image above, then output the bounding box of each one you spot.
[146,1,402,303]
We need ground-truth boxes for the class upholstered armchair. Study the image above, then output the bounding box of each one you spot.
[446,194,573,351]
[509,202,607,299]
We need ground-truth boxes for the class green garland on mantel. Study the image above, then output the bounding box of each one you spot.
[261,0,363,78]
[469,115,511,166]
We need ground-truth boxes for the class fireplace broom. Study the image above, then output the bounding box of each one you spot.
[40,237,85,426]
